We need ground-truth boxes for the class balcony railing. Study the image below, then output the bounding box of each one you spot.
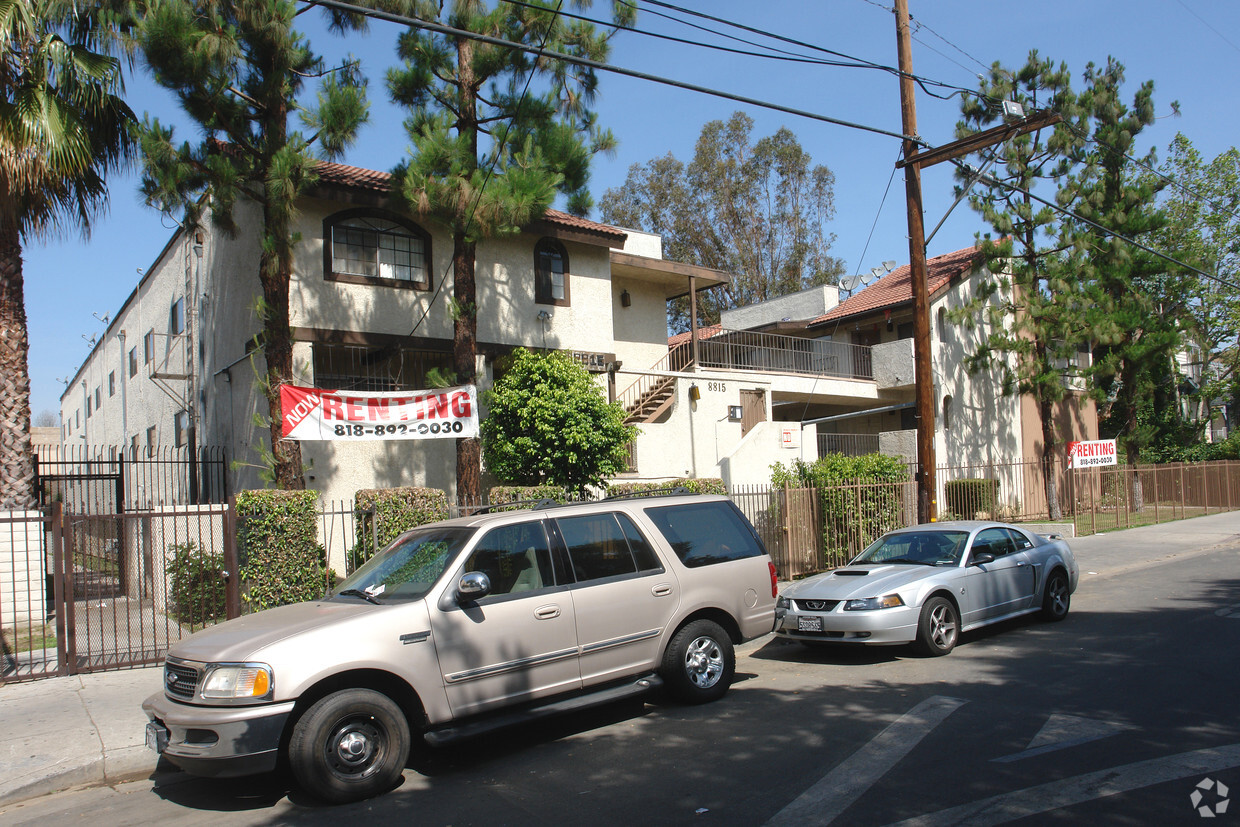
[696,329,872,380]
[817,433,881,457]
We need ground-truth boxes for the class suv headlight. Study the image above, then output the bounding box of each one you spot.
[199,663,274,703]
[843,594,904,611]
[776,595,790,610]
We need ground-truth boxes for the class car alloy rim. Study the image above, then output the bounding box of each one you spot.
[325,716,385,779]
[930,604,957,649]
[684,635,724,688]
[1050,577,1069,613]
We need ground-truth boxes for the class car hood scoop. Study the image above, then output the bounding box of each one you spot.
[834,570,870,576]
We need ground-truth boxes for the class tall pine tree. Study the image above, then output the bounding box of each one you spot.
[386,0,630,503]
[953,51,1087,519]
[1067,59,1172,506]
[136,0,369,489]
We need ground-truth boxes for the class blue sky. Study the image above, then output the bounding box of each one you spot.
[26,0,1240,421]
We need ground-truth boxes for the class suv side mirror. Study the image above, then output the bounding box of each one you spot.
[458,571,491,601]
[971,552,995,566]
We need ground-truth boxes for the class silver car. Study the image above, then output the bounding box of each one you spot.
[774,521,1078,656]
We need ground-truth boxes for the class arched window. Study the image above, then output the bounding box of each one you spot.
[942,395,953,431]
[535,238,570,306]
[324,209,431,289]
[937,306,948,342]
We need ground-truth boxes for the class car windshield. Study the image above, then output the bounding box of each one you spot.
[852,530,970,567]
[330,526,474,603]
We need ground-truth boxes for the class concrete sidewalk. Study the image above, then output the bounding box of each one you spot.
[2,510,1239,808]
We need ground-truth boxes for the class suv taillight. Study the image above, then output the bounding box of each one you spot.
[769,562,778,598]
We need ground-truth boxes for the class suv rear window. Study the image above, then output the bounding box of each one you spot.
[644,501,765,568]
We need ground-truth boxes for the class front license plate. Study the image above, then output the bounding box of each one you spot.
[145,722,169,753]
[798,615,824,632]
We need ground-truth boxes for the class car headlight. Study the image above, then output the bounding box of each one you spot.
[843,594,905,611]
[776,595,790,610]
[199,663,274,703]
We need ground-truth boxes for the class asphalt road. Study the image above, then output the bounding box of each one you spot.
[5,538,1239,826]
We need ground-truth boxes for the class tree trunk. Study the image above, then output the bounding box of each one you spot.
[260,200,304,491]
[1039,396,1062,521]
[0,213,35,508]
[453,231,480,504]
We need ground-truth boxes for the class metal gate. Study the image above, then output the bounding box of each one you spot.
[1,502,234,683]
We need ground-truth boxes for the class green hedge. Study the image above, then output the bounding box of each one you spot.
[606,478,727,497]
[167,542,226,627]
[349,487,450,572]
[488,484,571,507]
[770,455,910,566]
[235,489,326,612]
[943,478,999,519]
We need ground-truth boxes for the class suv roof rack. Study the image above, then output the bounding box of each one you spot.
[601,485,697,502]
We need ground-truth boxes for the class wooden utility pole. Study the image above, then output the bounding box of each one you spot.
[894,0,936,523]
[891,0,1060,524]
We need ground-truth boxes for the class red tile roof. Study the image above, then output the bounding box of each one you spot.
[808,245,985,327]
[668,324,724,347]
[312,160,625,240]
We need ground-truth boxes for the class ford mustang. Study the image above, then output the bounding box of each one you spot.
[774,521,1078,656]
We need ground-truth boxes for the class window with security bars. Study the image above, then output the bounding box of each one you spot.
[312,343,453,393]
[326,211,430,288]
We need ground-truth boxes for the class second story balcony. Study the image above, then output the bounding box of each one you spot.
[694,328,873,381]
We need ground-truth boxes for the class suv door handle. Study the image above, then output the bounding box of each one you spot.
[652,584,673,597]
[534,605,561,620]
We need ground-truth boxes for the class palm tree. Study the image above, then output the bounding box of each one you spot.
[0,0,135,508]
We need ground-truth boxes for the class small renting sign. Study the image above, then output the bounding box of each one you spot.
[280,385,479,441]
[1067,439,1118,469]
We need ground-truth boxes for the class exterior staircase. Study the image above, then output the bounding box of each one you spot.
[619,342,693,425]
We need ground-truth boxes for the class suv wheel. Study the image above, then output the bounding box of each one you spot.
[289,688,410,803]
[661,619,734,704]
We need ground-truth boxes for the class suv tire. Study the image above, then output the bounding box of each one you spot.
[660,619,734,704]
[289,688,410,803]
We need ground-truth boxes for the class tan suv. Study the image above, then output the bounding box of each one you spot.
[143,492,777,802]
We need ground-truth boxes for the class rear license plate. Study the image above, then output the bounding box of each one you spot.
[798,615,824,632]
[145,722,169,753]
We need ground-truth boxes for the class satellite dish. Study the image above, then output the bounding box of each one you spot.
[839,274,862,291]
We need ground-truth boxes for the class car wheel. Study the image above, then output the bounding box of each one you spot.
[1041,570,1071,621]
[912,596,958,657]
[289,688,410,804]
[661,619,735,704]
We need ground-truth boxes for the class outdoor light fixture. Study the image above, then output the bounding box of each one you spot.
[689,384,701,401]
[620,289,631,308]
[537,309,553,322]
[728,405,743,422]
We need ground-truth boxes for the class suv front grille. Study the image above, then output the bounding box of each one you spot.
[795,599,839,612]
[164,660,200,700]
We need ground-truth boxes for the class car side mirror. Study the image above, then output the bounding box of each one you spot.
[971,552,995,566]
[458,571,491,601]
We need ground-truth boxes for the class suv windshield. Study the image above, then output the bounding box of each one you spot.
[331,526,474,603]
[852,530,969,567]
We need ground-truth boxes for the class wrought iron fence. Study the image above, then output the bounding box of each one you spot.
[33,444,228,511]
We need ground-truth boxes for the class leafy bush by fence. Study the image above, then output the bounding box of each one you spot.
[236,490,326,611]
[167,542,226,627]
[349,487,450,572]
[606,478,727,497]
[943,478,1000,519]
[771,455,910,566]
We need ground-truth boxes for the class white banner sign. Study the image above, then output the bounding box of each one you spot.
[1067,439,1118,469]
[281,384,479,441]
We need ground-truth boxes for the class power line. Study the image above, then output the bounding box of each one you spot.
[501,0,879,69]
[303,0,925,146]
[954,157,1240,291]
